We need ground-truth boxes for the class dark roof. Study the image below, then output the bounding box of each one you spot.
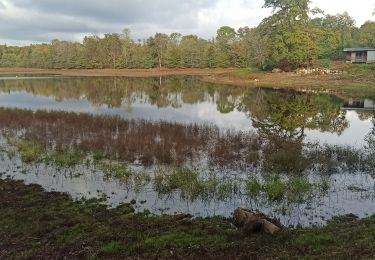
[343,47,375,52]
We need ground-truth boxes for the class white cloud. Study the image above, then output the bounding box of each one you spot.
[311,0,374,26]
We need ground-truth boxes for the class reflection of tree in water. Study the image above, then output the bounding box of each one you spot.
[240,89,349,173]
[365,115,375,151]
[244,89,348,140]
[0,76,249,110]
[357,111,374,121]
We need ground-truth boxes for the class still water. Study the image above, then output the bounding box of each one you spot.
[0,75,374,227]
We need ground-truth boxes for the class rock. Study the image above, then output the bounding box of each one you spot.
[233,208,282,235]
[272,68,283,73]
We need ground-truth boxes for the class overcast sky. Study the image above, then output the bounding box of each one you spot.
[0,0,374,45]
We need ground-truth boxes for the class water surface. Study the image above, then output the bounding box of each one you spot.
[1,75,375,227]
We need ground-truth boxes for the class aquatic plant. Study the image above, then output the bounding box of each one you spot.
[287,176,313,201]
[44,149,84,167]
[0,108,262,167]
[245,176,262,197]
[263,175,286,201]
[15,139,43,162]
[100,160,133,182]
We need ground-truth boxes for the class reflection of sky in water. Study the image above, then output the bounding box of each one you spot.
[0,91,252,129]
[305,111,373,147]
[0,91,373,146]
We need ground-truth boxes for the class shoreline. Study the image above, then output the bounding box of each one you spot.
[1,67,374,99]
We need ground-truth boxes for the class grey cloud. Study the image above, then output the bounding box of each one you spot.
[0,0,220,43]
[9,0,215,25]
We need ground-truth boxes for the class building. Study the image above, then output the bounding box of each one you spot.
[342,99,375,111]
[343,47,375,63]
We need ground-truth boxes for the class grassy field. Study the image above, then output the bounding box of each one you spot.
[1,178,374,259]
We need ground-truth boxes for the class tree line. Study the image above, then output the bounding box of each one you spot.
[0,0,374,71]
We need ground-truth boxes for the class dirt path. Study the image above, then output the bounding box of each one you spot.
[0,67,238,77]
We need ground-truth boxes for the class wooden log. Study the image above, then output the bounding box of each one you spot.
[233,208,282,235]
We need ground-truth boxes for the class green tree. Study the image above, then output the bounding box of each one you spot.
[102,33,122,68]
[166,33,182,67]
[260,0,317,70]
[358,21,375,47]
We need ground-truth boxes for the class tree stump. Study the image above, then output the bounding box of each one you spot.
[233,208,282,235]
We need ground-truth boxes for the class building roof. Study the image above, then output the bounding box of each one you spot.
[343,47,375,52]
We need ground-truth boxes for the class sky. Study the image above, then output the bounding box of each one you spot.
[0,0,374,46]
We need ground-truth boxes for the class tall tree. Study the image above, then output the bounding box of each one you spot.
[260,0,316,70]
[102,33,122,68]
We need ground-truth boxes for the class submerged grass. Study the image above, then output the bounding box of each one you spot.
[1,178,374,259]
[0,108,262,168]
[154,166,237,202]
[100,160,133,182]
[1,108,373,175]
[263,175,286,201]
[15,139,43,162]
[245,174,316,202]
[44,149,84,167]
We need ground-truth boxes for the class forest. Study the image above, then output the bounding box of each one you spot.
[0,0,374,71]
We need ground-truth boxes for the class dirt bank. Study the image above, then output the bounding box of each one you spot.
[202,69,375,99]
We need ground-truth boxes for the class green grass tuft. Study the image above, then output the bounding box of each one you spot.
[16,139,43,162]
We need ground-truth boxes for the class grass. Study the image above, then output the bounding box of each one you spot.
[245,175,317,202]
[245,176,262,196]
[263,175,286,201]
[204,63,375,100]
[44,149,84,167]
[1,178,374,259]
[154,166,240,202]
[100,160,133,182]
[230,68,261,77]
[15,139,43,162]
[0,107,262,167]
[93,149,106,161]
[287,176,312,201]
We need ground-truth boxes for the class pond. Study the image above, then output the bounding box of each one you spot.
[0,75,374,227]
